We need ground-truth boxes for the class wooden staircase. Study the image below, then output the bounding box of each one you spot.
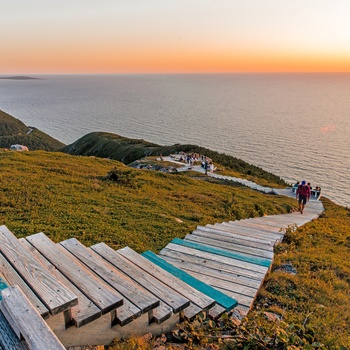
[0,200,324,349]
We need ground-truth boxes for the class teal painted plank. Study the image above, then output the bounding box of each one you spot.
[171,238,271,268]
[0,278,8,301]
[141,251,237,311]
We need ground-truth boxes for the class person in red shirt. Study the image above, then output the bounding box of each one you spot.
[296,180,311,214]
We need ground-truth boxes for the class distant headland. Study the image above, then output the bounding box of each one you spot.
[0,76,40,80]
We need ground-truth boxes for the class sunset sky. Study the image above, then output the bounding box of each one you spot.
[1,0,350,74]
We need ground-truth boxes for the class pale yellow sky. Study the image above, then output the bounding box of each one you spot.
[1,0,350,74]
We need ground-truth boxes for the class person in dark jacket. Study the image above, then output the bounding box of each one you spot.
[296,180,311,214]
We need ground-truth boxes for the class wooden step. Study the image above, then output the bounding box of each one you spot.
[0,226,77,316]
[185,270,255,308]
[91,243,190,314]
[225,221,285,238]
[0,309,29,350]
[170,238,271,268]
[158,255,260,304]
[149,302,173,324]
[26,232,123,315]
[60,238,160,315]
[210,223,280,244]
[1,286,66,350]
[118,247,215,312]
[0,254,50,319]
[160,244,267,281]
[193,226,274,250]
[160,254,261,289]
[142,250,237,311]
[208,304,226,319]
[184,233,274,259]
[19,238,102,328]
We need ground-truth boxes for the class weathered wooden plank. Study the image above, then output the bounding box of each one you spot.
[60,238,159,314]
[0,310,29,350]
[0,286,66,350]
[149,302,173,324]
[197,225,275,246]
[119,247,215,311]
[113,301,142,327]
[219,222,284,239]
[209,287,254,308]
[185,234,273,259]
[192,228,274,252]
[160,254,261,289]
[26,232,123,314]
[182,303,202,321]
[0,226,77,315]
[171,238,271,268]
[236,219,285,231]
[182,269,257,298]
[160,244,266,281]
[0,253,50,319]
[208,304,227,319]
[162,256,258,298]
[175,267,255,308]
[91,243,190,313]
[210,223,279,243]
[243,217,306,228]
[18,238,102,328]
[142,250,237,311]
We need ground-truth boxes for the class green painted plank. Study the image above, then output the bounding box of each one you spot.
[171,238,271,268]
[0,278,8,301]
[141,251,237,311]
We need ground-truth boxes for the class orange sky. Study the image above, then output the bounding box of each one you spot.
[1,1,350,74]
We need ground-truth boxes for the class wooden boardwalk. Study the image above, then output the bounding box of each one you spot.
[0,179,324,348]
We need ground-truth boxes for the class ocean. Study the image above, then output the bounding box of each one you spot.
[0,73,349,207]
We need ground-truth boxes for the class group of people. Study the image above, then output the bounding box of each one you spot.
[294,180,321,214]
[176,152,216,174]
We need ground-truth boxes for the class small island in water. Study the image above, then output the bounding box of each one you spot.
[0,76,40,80]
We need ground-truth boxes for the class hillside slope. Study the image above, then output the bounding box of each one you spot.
[0,109,28,135]
[62,131,287,186]
[0,109,65,151]
[0,150,295,252]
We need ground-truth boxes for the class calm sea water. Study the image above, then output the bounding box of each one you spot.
[0,74,349,207]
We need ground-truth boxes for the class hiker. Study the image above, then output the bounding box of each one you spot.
[204,160,209,175]
[296,180,311,214]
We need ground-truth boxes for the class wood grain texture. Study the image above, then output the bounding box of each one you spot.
[91,243,190,313]
[159,254,261,289]
[60,238,159,314]
[18,238,102,328]
[0,226,77,315]
[196,225,275,246]
[26,232,123,314]
[185,234,273,259]
[170,238,271,268]
[0,286,66,350]
[118,246,215,310]
[0,253,49,319]
[160,244,266,280]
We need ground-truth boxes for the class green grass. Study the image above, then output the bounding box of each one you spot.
[0,109,65,151]
[1,149,348,348]
[62,131,288,186]
[250,198,350,348]
[0,150,294,253]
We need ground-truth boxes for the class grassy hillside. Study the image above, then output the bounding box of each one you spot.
[0,150,294,252]
[0,150,349,348]
[0,109,28,135]
[0,109,65,151]
[62,131,287,186]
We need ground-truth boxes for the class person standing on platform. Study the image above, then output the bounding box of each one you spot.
[296,180,311,214]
